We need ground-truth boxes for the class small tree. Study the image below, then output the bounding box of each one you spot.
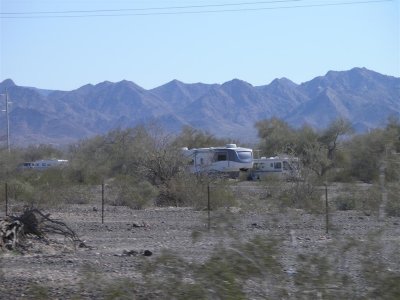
[255,117,297,156]
[173,126,234,149]
[302,118,353,179]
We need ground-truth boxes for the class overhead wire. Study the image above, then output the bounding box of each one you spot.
[0,0,393,19]
[1,0,304,15]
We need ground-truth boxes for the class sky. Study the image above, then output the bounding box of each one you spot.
[0,0,399,91]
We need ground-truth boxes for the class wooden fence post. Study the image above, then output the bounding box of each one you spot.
[325,183,329,234]
[102,182,105,224]
[207,183,210,231]
[5,182,8,216]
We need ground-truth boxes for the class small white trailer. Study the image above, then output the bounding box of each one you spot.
[250,156,300,180]
[21,159,68,170]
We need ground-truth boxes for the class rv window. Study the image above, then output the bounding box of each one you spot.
[237,151,252,162]
[217,153,227,161]
[274,162,282,170]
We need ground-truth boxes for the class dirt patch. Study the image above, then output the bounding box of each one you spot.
[1,201,399,299]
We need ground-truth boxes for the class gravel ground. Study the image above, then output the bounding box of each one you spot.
[1,185,399,299]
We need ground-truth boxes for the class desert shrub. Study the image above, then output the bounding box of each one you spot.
[20,185,89,208]
[109,175,158,209]
[141,249,204,299]
[356,185,381,215]
[76,263,108,298]
[289,179,324,213]
[333,184,380,215]
[29,223,397,300]
[386,183,400,217]
[10,167,85,208]
[294,253,352,299]
[0,172,76,209]
[348,136,381,183]
[385,154,400,182]
[207,180,237,210]
[255,118,297,156]
[330,166,354,183]
[261,169,323,213]
[335,194,356,211]
[359,231,400,299]
[33,168,69,186]
[293,230,400,299]
[139,235,285,299]
[157,173,236,209]
[103,279,141,300]
[27,284,51,300]
[48,185,98,205]
[333,184,358,211]
[345,118,400,183]
[173,125,234,149]
[196,236,285,299]
[158,173,206,207]
[3,178,34,202]
[21,144,63,163]
[0,148,24,182]
[332,183,399,217]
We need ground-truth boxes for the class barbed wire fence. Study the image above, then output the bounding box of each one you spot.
[0,179,399,225]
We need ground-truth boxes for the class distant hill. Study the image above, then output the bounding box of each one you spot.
[0,67,399,146]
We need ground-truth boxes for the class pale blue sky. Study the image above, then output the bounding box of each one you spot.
[1,0,399,91]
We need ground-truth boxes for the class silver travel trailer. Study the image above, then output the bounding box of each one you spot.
[182,144,253,177]
[21,159,68,170]
[250,156,300,180]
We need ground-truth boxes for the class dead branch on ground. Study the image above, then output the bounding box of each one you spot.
[1,206,90,251]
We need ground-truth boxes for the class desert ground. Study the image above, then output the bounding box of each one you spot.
[1,182,399,299]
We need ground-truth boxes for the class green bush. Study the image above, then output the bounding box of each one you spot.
[157,173,205,207]
[261,169,324,213]
[157,173,236,209]
[335,194,356,211]
[333,184,381,215]
[386,184,400,217]
[4,179,34,202]
[109,175,158,209]
[138,235,284,299]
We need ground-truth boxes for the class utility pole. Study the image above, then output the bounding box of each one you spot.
[1,89,11,152]
[5,90,10,153]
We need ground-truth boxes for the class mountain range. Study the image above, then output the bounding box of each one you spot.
[0,67,399,146]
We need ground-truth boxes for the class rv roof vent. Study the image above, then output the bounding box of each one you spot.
[226,144,237,148]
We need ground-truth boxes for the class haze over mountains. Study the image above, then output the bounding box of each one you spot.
[0,67,399,146]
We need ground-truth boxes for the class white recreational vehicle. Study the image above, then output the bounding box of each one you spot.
[250,156,300,180]
[182,144,253,177]
[21,159,68,170]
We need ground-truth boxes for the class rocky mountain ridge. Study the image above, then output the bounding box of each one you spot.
[0,68,399,146]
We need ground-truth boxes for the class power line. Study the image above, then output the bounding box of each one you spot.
[0,0,393,19]
[1,0,304,15]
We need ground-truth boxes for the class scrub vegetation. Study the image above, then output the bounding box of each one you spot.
[0,116,399,299]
